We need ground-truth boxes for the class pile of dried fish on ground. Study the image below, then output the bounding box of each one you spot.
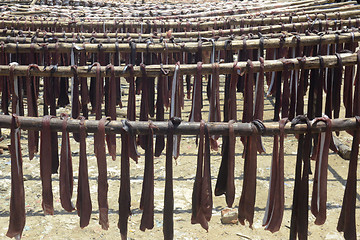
[0,0,359,239]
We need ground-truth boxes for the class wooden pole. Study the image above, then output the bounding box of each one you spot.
[2,15,359,38]
[1,32,359,54]
[4,0,334,21]
[2,6,359,31]
[8,0,349,21]
[0,52,355,77]
[16,0,324,21]
[0,115,357,136]
[9,1,355,23]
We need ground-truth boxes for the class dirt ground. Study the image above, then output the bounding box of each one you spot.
[0,74,359,240]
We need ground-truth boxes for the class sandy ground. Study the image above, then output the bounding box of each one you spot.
[0,74,359,240]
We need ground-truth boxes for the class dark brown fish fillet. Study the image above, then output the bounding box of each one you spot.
[6,115,25,239]
[76,117,92,228]
[155,74,165,157]
[40,115,55,215]
[59,114,75,212]
[140,122,155,231]
[105,64,117,160]
[95,117,109,230]
[163,120,174,240]
[263,118,288,233]
[118,121,132,240]
[311,116,332,225]
[191,120,212,230]
[337,51,360,239]
[26,65,40,160]
[289,116,311,240]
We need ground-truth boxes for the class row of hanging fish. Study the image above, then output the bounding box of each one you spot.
[5,112,359,240]
[4,52,360,240]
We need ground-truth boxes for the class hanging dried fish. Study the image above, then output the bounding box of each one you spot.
[241,60,254,148]
[9,63,18,115]
[315,56,325,118]
[336,117,359,240]
[263,118,288,233]
[281,60,291,119]
[254,57,266,153]
[185,52,193,99]
[26,64,40,160]
[80,48,90,118]
[238,121,260,228]
[208,63,221,151]
[170,63,182,159]
[273,37,287,121]
[76,116,92,228]
[332,53,342,122]
[105,64,117,160]
[139,64,150,150]
[6,115,25,239]
[125,64,136,121]
[337,51,360,240]
[237,38,247,93]
[265,47,275,96]
[59,113,74,212]
[0,44,9,115]
[155,72,166,157]
[288,38,301,120]
[118,120,138,240]
[214,120,235,207]
[70,65,80,121]
[58,53,70,107]
[44,65,59,173]
[343,33,358,118]
[215,62,239,201]
[40,115,55,215]
[189,62,203,122]
[88,62,103,120]
[191,120,212,230]
[95,117,109,230]
[311,115,332,225]
[70,65,81,142]
[140,121,156,231]
[145,42,156,118]
[296,57,307,116]
[289,116,311,240]
[163,119,174,240]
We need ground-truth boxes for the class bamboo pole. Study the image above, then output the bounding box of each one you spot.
[22,0,323,21]
[0,21,354,42]
[7,0,347,21]
[7,1,355,25]
[0,52,355,77]
[1,32,359,54]
[0,30,314,44]
[2,6,359,31]
[0,115,357,136]
[3,0,331,21]
[2,15,359,39]
[0,34,244,43]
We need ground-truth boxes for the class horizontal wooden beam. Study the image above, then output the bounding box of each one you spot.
[0,115,358,136]
[0,32,358,53]
[0,52,356,77]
